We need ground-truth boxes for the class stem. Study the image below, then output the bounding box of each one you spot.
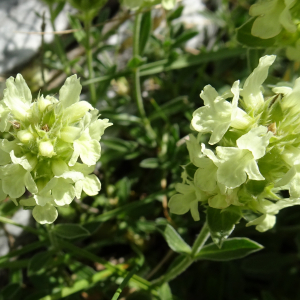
[111,264,140,300]
[152,222,210,285]
[84,16,97,105]
[191,221,210,258]
[60,240,158,297]
[41,11,46,89]
[133,12,146,120]
[46,224,60,251]
[132,12,156,142]
[133,67,147,120]
[0,216,40,236]
[49,4,70,75]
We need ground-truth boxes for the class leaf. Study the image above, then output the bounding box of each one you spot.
[207,206,241,248]
[157,223,191,254]
[167,5,184,22]
[195,238,263,261]
[140,11,152,56]
[149,96,188,121]
[101,137,138,153]
[68,14,87,48]
[127,56,145,69]
[0,283,22,300]
[172,30,199,48]
[52,224,90,239]
[28,251,53,276]
[116,177,131,203]
[247,49,266,72]
[139,158,159,169]
[83,48,246,85]
[236,18,276,48]
[158,283,173,300]
[52,2,65,20]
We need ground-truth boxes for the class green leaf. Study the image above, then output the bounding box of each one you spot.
[52,2,66,20]
[236,18,276,48]
[172,30,199,48]
[0,283,22,300]
[167,5,184,22]
[101,137,138,153]
[158,283,173,300]
[52,224,90,239]
[139,158,159,169]
[127,56,145,69]
[140,11,152,56]
[195,238,263,261]
[68,14,87,48]
[157,223,191,254]
[28,251,53,276]
[207,206,241,248]
[149,96,188,121]
[247,49,265,72]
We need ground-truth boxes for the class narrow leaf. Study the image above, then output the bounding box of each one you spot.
[158,282,173,300]
[167,6,184,22]
[140,158,159,169]
[52,224,90,239]
[157,223,191,254]
[140,11,152,55]
[101,137,138,153]
[195,238,263,261]
[28,251,53,276]
[172,30,198,48]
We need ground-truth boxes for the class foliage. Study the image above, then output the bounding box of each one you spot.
[1,0,300,300]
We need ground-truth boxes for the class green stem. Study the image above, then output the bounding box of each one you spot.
[49,4,70,75]
[133,12,146,120]
[84,16,97,105]
[0,216,40,236]
[152,222,210,285]
[111,264,140,300]
[46,224,60,251]
[41,11,46,89]
[60,240,158,297]
[191,221,210,258]
[132,12,156,142]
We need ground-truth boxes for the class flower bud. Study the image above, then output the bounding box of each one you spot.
[17,129,34,144]
[38,97,52,113]
[39,141,55,158]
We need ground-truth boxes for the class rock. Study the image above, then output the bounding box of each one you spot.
[0,0,71,75]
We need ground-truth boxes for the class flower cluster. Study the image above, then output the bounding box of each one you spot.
[249,0,300,60]
[0,75,112,224]
[169,55,300,232]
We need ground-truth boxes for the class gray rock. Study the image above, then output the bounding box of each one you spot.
[0,0,71,75]
[0,229,9,256]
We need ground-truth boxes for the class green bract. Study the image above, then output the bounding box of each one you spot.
[169,55,300,232]
[0,74,112,224]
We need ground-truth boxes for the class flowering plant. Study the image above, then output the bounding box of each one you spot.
[169,55,300,233]
[0,75,111,224]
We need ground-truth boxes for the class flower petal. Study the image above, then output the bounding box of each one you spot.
[3,74,32,121]
[241,55,276,110]
[236,126,272,159]
[32,203,58,224]
[59,75,82,108]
